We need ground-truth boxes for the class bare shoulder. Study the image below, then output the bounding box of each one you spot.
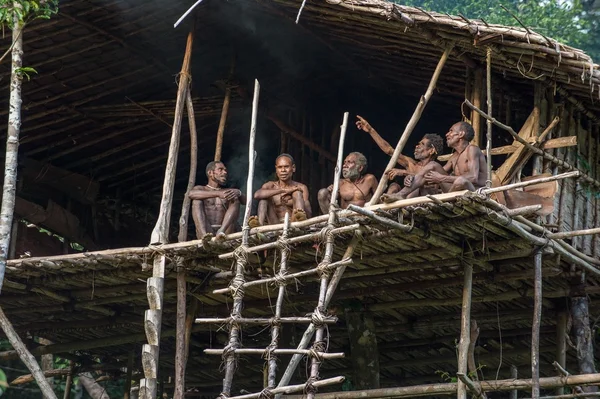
[468,144,484,156]
[365,174,378,184]
[191,185,206,191]
[298,183,310,192]
[262,181,276,189]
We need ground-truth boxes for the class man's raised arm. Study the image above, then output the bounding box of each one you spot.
[356,115,415,170]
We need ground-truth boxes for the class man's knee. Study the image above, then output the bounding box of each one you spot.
[387,183,401,194]
[452,176,473,191]
[318,188,330,201]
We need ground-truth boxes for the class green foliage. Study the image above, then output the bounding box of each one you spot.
[391,0,600,60]
[0,0,59,28]
[14,66,36,80]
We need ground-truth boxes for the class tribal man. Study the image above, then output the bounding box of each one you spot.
[189,161,244,239]
[381,121,487,202]
[317,152,378,213]
[250,154,312,226]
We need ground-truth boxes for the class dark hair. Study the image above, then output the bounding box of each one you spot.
[456,121,475,141]
[423,134,444,158]
[348,151,368,174]
[205,161,224,177]
[276,153,295,165]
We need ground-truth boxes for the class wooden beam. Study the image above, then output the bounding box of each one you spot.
[345,308,379,389]
[437,136,577,161]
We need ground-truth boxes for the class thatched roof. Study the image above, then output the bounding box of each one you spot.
[3,0,598,235]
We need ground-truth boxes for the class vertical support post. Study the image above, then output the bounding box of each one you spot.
[63,360,74,399]
[306,112,349,399]
[485,48,492,186]
[532,82,546,175]
[344,308,380,389]
[555,309,568,396]
[141,29,194,399]
[570,273,598,392]
[509,365,518,399]
[471,68,483,147]
[214,54,235,162]
[457,260,473,399]
[174,267,187,399]
[531,248,543,399]
[368,48,451,204]
[266,213,291,388]
[177,90,199,243]
[220,79,260,398]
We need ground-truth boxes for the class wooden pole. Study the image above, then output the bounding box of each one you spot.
[284,373,600,399]
[214,54,235,162]
[276,234,362,397]
[485,47,492,186]
[177,90,199,243]
[124,351,134,399]
[556,310,568,395]
[532,248,543,399]
[369,48,451,204]
[267,213,291,388]
[0,6,24,292]
[173,267,186,399]
[63,361,74,399]
[510,365,518,399]
[141,29,194,399]
[471,68,483,147]
[173,80,198,399]
[464,100,600,189]
[457,259,473,399]
[0,307,57,398]
[220,79,260,398]
[306,112,349,399]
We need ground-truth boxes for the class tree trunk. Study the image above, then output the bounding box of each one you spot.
[0,306,57,398]
[0,7,24,292]
[345,308,380,390]
[571,293,598,392]
[79,372,110,399]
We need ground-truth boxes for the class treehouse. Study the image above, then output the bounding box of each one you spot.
[1,0,599,398]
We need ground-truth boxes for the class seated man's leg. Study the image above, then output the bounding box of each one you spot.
[382,163,447,202]
[191,200,213,239]
[386,182,401,195]
[450,176,476,192]
[257,199,269,226]
[218,198,241,236]
[291,190,307,221]
[317,188,331,214]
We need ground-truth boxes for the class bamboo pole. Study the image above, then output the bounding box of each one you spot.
[0,307,57,398]
[482,171,579,194]
[305,112,349,399]
[231,376,344,399]
[457,259,473,399]
[215,55,235,162]
[485,47,492,186]
[368,48,451,204]
[267,213,290,388]
[195,317,337,325]
[282,373,600,399]
[464,100,600,189]
[276,234,362,397]
[220,79,260,398]
[140,29,194,399]
[532,248,543,399]
[205,348,343,358]
[548,228,600,240]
